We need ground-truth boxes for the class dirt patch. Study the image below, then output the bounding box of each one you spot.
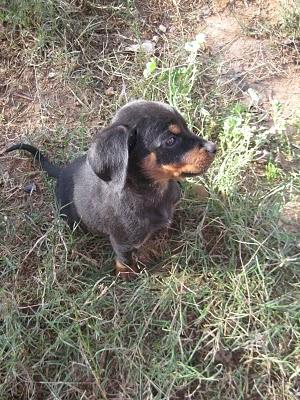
[279,196,300,235]
[213,0,284,23]
[133,0,300,119]
[0,8,136,150]
[0,41,96,148]
[200,2,300,118]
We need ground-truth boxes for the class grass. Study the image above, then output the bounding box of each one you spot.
[240,0,300,62]
[1,1,300,399]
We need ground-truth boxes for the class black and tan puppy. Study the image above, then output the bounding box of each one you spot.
[6,100,216,279]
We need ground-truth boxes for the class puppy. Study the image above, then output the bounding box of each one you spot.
[6,100,216,279]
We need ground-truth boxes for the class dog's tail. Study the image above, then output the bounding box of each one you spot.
[5,143,61,178]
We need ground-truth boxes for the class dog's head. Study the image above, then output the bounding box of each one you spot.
[88,100,216,187]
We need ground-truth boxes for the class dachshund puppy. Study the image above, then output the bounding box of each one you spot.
[6,100,216,279]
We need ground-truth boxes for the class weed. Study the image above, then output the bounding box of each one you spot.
[280,0,300,39]
[206,104,268,196]
[265,160,282,182]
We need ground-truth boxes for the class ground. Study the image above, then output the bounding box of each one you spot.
[0,1,300,399]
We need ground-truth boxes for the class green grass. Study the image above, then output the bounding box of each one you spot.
[1,1,300,399]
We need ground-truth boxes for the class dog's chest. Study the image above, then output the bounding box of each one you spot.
[143,189,180,232]
[148,183,181,230]
[120,182,181,237]
[146,205,173,231]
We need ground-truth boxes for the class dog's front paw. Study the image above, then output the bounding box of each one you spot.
[115,260,139,281]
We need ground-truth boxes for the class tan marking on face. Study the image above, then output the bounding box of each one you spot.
[142,152,176,184]
[168,124,181,135]
[142,148,215,184]
[180,147,214,174]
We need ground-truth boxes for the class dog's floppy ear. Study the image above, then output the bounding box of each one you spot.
[88,125,133,186]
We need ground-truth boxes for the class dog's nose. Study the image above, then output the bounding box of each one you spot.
[204,141,217,154]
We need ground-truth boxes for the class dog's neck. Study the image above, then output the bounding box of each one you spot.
[126,167,169,195]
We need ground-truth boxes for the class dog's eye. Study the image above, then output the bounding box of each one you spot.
[165,136,177,147]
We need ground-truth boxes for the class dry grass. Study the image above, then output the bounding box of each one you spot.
[1,1,300,399]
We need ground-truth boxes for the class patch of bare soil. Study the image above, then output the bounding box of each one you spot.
[279,196,300,234]
[0,9,135,150]
[137,0,300,119]
[201,2,300,118]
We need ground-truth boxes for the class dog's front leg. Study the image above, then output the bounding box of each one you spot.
[109,237,139,280]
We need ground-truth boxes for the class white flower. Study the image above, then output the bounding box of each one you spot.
[184,40,200,53]
[195,32,206,45]
[247,88,260,105]
[184,32,206,57]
